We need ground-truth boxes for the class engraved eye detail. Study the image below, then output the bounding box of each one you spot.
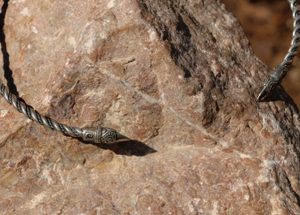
[86,133,94,139]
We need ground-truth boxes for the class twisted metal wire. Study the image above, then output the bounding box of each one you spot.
[257,0,300,101]
[0,80,128,144]
[0,80,83,137]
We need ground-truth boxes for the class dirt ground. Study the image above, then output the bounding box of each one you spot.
[222,0,300,107]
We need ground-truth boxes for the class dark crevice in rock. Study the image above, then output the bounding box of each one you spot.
[202,96,220,127]
[275,166,300,212]
[176,14,191,39]
[138,0,199,80]
[138,0,223,129]
[277,115,300,188]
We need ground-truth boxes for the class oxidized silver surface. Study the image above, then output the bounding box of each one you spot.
[82,126,128,144]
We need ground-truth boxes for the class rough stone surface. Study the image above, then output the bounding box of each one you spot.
[0,0,299,214]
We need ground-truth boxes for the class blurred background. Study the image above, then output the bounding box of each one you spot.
[222,0,300,107]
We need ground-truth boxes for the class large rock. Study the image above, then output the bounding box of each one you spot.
[0,0,299,214]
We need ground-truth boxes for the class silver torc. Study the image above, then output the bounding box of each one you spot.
[0,81,128,144]
[257,0,300,101]
[1,0,298,143]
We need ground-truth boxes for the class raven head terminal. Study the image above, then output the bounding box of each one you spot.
[81,126,129,144]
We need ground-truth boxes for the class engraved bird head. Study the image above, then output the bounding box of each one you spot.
[81,126,129,144]
[100,127,129,144]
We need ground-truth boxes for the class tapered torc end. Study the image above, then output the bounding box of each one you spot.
[81,126,129,144]
[257,76,279,102]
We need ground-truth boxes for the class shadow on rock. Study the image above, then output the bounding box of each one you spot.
[80,139,157,156]
[0,0,20,97]
[259,85,299,113]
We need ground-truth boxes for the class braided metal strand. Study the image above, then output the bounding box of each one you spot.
[0,80,128,144]
[257,0,300,101]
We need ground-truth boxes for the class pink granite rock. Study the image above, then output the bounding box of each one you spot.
[0,0,299,214]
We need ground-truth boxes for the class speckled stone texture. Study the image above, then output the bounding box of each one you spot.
[0,0,300,214]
